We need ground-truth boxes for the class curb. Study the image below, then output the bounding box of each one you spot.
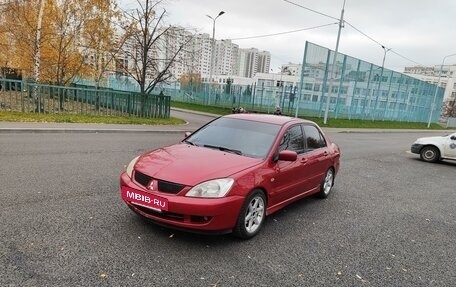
[0,128,189,134]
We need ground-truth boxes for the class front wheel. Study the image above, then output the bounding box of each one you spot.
[317,168,334,199]
[233,190,266,239]
[420,146,440,163]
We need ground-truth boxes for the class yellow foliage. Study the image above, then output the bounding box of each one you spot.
[0,0,119,85]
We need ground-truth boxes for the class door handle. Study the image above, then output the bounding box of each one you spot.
[301,158,308,164]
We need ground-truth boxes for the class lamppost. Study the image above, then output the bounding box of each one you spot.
[323,0,346,124]
[373,45,391,120]
[207,11,225,105]
[427,53,456,128]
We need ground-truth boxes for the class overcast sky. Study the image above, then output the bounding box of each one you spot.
[122,0,456,72]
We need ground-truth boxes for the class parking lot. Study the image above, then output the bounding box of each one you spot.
[0,129,455,287]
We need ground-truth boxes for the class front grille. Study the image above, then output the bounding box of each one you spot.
[158,180,185,194]
[134,170,185,194]
[134,170,151,186]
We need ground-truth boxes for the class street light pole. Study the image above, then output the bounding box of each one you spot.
[207,11,225,105]
[323,0,346,125]
[373,45,391,120]
[427,53,456,128]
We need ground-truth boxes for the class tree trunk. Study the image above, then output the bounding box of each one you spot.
[33,0,45,113]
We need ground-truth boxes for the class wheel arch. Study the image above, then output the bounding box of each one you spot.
[421,144,443,159]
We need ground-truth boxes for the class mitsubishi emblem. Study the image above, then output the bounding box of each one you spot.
[147,180,155,191]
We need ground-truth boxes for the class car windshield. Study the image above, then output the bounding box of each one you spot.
[185,117,281,158]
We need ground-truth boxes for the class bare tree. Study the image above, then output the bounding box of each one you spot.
[120,0,193,116]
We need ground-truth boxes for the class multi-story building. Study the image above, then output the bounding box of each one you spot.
[257,51,271,74]
[236,48,271,78]
[403,65,456,101]
[110,25,271,86]
[281,63,302,77]
[212,39,238,77]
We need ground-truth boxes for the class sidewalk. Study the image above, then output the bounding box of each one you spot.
[0,108,453,134]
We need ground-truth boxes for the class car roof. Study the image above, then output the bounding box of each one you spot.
[224,113,316,126]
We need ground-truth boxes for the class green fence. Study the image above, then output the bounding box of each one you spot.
[0,79,170,118]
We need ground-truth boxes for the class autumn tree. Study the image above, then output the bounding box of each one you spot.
[0,0,55,82]
[119,0,194,116]
[179,72,202,93]
[80,0,125,90]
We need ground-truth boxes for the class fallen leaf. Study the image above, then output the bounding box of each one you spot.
[169,234,174,238]
[209,280,221,287]
[336,271,342,276]
[100,273,107,279]
[402,268,408,272]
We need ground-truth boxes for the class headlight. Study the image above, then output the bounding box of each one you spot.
[185,178,234,198]
[126,156,140,178]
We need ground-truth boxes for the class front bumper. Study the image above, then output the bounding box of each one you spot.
[411,143,424,154]
[120,172,245,233]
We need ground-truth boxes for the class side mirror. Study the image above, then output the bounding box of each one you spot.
[277,150,297,162]
[184,131,192,138]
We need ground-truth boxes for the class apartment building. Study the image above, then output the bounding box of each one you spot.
[236,48,271,78]
[404,65,456,101]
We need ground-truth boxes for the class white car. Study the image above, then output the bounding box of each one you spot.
[411,132,456,162]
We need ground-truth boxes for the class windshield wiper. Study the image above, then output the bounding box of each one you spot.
[183,139,196,146]
[203,144,243,155]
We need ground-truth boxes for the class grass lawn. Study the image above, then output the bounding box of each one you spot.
[0,111,185,125]
[171,101,447,130]
[0,103,447,130]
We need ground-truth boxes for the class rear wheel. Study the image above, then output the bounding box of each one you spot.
[233,190,266,239]
[420,146,440,163]
[317,168,334,198]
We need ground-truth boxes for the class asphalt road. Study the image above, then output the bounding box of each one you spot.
[0,130,455,287]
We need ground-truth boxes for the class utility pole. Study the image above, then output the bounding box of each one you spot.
[323,0,346,125]
[207,11,225,105]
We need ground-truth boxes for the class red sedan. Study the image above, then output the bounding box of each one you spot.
[120,114,340,239]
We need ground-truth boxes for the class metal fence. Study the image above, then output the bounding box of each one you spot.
[163,42,445,123]
[298,42,445,123]
[169,42,446,123]
[0,79,170,118]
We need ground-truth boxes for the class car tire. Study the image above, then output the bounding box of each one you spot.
[317,168,334,199]
[233,190,266,239]
[420,146,440,163]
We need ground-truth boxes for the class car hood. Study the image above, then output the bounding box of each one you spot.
[134,143,263,186]
[415,135,446,143]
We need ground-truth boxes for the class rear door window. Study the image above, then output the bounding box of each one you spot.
[303,125,326,151]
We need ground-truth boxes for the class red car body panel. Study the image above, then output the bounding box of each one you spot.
[120,114,340,234]
[135,144,263,186]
